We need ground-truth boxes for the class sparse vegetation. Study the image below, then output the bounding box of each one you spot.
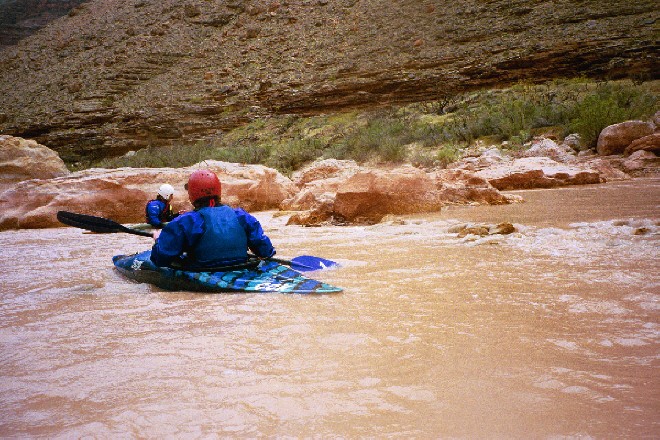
[88,79,658,174]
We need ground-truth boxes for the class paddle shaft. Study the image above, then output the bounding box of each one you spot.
[247,254,313,270]
[268,256,313,270]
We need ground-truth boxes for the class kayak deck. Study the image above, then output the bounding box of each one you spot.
[112,251,342,294]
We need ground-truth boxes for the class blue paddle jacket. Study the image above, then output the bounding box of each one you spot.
[145,199,177,228]
[150,205,275,269]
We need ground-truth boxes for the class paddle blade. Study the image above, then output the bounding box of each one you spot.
[57,211,153,237]
[290,255,339,272]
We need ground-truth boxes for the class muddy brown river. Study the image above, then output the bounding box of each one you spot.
[1,178,658,438]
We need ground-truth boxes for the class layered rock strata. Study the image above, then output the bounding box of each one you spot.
[0,0,657,162]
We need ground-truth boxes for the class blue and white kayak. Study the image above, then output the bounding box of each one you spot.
[112,250,343,294]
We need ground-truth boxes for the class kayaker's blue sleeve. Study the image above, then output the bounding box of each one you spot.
[234,208,276,258]
[151,207,274,267]
[145,200,165,227]
[150,211,204,267]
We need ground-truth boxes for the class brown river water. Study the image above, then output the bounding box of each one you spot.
[1,178,658,438]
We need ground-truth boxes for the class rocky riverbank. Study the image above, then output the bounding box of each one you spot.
[1,115,657,230]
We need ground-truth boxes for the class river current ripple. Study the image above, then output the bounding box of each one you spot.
[0,178,658,438]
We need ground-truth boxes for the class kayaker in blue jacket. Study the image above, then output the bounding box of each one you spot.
[145,183,179,228]
[150,169,275,269]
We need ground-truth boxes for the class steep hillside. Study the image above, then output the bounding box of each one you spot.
[0,0,89,46]
[0,0,657,163]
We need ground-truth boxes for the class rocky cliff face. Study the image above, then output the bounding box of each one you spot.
[0,0,657,163]
[0,0,89,46]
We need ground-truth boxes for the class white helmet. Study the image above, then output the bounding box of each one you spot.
[157,183,175,199]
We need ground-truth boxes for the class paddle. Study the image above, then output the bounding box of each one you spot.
[266,255,338,272]
[56,211,338,271]
[57,210,153,237]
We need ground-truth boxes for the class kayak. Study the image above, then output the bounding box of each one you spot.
[112,250,343,294]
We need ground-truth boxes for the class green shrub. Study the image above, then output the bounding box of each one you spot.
[435,145,461,167]
[409,143,461,168]
[435,80,657,148]
[338,117,408,161]
[213,142,272,164]
[265,137,326,174]
[96,142,216,169]
[567,82,658,146]
[327,114,419,162]
[84,79,657,174]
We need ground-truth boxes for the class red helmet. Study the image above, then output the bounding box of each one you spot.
[186,169,221,203]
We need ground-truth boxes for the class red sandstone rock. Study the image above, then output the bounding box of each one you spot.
[285,200,334,226]
[333,166,442,224]
[0,161,297,230]
[282,159,361,212]
[431,169,517,205]
[521,138,576,163]
[0,136,70,192]
[284,165,520,226]
[597,121,655,156]
[622,150,660,175]
[290,159,360,186]
[474,157,603,190]
[624,132,660,156]
[578,158,630,181]
[2,136,657,230]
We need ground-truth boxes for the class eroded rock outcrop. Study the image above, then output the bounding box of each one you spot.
[0,0,656,162]
[473,157,603,190]
[624,133,660,156]
[520,138,577,163]
[597,121,656,156]
[0,160,297,230]
[621,150,660,176]
[333,166,442,224]
[431,169,518,206]
[0,135,70,191]
[284,160,520,226]
[1,131,658,229]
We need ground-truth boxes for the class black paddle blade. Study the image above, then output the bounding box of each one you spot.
[57,211,153,237]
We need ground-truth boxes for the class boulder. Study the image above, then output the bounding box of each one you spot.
[284,164,518,226]
[622,150,660,175]
[431,169,518,205]
[562,133,584,152]
[281,159,361,211]
[0,135,70,191]
[457,225,490,237]
[521,138,576,163]
[474,157,603,190]
[210,161,298,210]
[490,222,516,235]
[333,166,442,224]
[450,148,507,171]
[290,159,360,186]
[596,121,655,156]
[449,221,517,238]
[578,157,630,181]
[624,132,660,156]
[285,200,334,226]
[0,161,297,230]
